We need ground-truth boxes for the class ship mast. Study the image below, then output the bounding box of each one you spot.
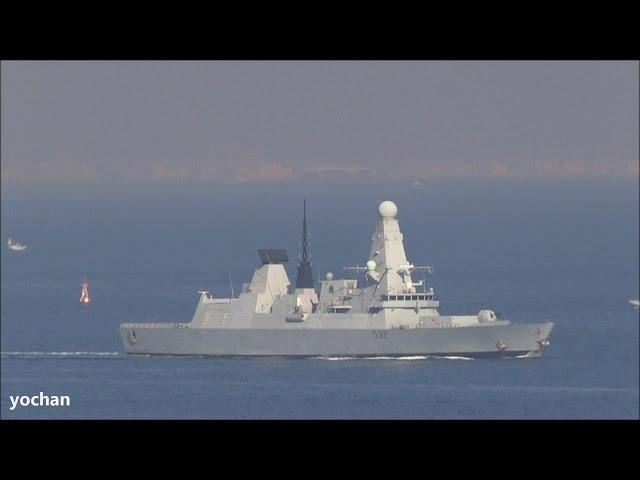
[295,199,314,289]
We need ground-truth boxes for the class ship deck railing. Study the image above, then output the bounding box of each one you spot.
[120,322,189,329]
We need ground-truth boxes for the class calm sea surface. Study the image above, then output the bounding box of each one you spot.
[1,179,638,418]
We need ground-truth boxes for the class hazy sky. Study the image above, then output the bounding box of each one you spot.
[1,61,638,186]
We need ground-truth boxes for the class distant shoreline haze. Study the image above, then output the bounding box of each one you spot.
[2,61,637,187]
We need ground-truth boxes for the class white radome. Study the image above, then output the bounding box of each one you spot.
[378,200,398,218]
[366,260,377,271]
[325,272,334,280]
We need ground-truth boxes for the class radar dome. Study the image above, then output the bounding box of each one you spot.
[378,201,398,218]
[325,272,334,281]
[366,260,376,271]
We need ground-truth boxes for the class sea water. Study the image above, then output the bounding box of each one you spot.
[1,179,638,419]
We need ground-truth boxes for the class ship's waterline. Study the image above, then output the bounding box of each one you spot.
[120,200,553,357]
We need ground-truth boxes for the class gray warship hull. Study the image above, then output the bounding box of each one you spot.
[120,322,553,358]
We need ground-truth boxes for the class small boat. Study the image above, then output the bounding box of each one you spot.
[80,277,91,305]
[7,238,27,251]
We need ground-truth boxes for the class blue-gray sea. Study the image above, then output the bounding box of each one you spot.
[1,179,638,419]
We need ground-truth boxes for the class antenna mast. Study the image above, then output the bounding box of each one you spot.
[295,199,315,289]
[229,273,235,298]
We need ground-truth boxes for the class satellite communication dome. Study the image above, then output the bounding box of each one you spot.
[378,201,398,219]
[325,272,334,281]
[366,260,376,271]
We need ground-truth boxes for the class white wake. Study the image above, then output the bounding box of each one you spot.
[1,351,120,357]
[316,355,472,361]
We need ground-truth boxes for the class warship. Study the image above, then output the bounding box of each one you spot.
[120,200,554,357]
